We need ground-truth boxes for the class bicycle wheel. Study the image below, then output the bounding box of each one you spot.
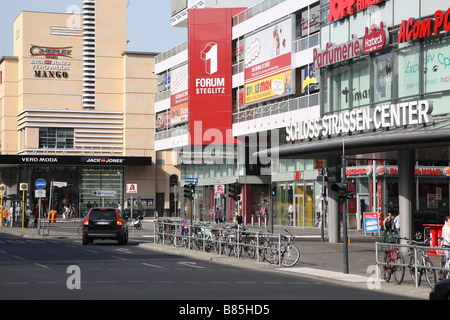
[77,224,84,236]
[409,255,421,287]
[242,239,256,260]
[424,257,436,288]
[264,243,279,264]
[281,244,300,267]
[392,255,405,285]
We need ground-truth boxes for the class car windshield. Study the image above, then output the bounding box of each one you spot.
[89,209,116,220]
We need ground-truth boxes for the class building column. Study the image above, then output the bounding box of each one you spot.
[398,149,415,244]
[327,157,340,243]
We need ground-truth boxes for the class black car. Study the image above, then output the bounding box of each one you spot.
[430,278,450,300]
[82,207,128,245]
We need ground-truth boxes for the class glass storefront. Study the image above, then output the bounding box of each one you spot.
[14,166,124,218]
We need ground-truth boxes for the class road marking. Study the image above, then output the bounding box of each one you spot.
[85,249,99,254]
[142,263,163,269]
[111,255,128,261]
[13,256,26,261]
[177,261,206,269]
[115,248,133,254]
[34,263,50,269]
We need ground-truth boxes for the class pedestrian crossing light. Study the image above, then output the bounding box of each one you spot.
[330,182,347,199]
[271,185,277,197]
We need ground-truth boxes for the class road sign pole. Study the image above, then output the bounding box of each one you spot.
[342,141,349,274]
[22,190,25,231]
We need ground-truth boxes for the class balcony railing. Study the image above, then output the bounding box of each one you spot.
[232,0,287,26]
[233,94,319,124]
[155,41,188,65]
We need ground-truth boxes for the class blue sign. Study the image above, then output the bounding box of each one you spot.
[364,212,380,233]
[35,178,47,190]
[185,177,198,184]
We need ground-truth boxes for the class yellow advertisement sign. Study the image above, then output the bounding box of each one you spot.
[244,70,292,105]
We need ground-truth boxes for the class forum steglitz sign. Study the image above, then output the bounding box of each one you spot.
[286,100,433,142]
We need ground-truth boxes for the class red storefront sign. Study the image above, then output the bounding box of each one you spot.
[398,8,450,44]
[328,0,383,23]
[362,22,389,54]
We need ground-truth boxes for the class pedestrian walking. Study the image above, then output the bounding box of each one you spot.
[214,207,222,224]
[382,212,394,242]
[393,213,400,240]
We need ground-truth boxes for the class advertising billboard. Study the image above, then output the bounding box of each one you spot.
[244,16,295,105]
[188,8,244,146]
[171,63,189,126]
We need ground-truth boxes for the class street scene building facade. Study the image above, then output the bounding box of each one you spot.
[0,0,178,218]
[155,0,450,242]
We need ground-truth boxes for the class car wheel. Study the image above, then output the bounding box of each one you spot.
[82,235,90,245]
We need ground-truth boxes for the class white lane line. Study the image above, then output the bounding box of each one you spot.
[111,255,128,261]
[177,261,206,269]
[13,256,26,261]
[142,263,163,269]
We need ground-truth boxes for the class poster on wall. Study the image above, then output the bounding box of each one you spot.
[170,64,189,126]
[244,16,294,105]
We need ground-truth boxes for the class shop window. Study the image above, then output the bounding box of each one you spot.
[397,43,420,98]
[350,59,370,108]
[39,127,74,149]
[372,52,393,104]
[424,38,450,98]
[331,65,349,111]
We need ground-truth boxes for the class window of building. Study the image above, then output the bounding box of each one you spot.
[372,52,393,104]
[350,59,370,108]
[39,127,74,149]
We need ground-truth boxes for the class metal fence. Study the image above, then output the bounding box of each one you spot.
[375,241,450,288]
[154,220,287,266]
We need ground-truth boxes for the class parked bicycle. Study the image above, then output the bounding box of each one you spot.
[383,238,405,284]
[265,230,300,267]
[407,238,436,288]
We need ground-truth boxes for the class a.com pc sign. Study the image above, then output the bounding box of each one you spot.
[35,179,47,190]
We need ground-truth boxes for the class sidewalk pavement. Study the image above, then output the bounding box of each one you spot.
[0,220,432,300]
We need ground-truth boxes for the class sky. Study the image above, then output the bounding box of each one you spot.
[0,0,187,57]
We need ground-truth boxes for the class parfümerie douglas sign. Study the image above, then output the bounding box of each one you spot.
[286,100,433,142]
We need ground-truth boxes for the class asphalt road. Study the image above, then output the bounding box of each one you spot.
[0,231,414,302]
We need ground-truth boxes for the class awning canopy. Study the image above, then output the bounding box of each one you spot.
[255,116,450,161]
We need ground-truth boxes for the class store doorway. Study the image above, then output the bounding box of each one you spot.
[357,193,370,231]
[294,195,304,227]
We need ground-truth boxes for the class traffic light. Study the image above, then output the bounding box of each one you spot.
[183,184,192,200]
[330,182,347,199]
[235,182,242,201]
[183,184,195,200]
[326,166,342,184]
[228,183,235,200]
[271,184,277,197]
[190,184,195,199]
